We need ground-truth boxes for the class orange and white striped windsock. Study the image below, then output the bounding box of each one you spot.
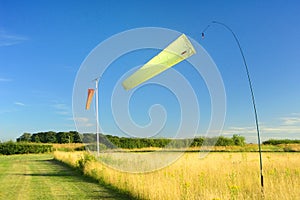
[85,88,95,110]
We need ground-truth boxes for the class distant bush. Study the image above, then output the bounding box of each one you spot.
[263,139,300,145]
[74,145,86,151]
[0,141,53,155]
[283,146,297,152]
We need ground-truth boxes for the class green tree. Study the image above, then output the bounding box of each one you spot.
[232,134,245,146]
[70,131,82,143]
[44,131,57,143]
[37,132,47,143]
[216,136,234,146]
[56,132,69,143]
[16,133,32,142]
[31,134,40,143]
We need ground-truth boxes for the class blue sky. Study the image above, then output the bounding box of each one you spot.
[0,0,300,142]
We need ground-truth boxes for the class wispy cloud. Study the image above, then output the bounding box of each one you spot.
[224,125,300,135]
[14,102,26,106]
[0,78,13,82]
[53,103,69,110]
[72,117,89,123]
[52,103,71,116]
[72,117,94,127]
[281,115,300,126]
[0,30,28,47]
[0,109,16,114]
[222,113,300,142]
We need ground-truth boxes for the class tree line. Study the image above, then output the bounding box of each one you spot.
[263,139,300,145]
[16,131,246,148]
[105,134,246,149]
[16,131,82,143]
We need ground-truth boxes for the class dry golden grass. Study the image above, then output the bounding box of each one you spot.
[52,143,84,151]
[106,144,300,153]
[54,151,300,200]
[278,144,300,151]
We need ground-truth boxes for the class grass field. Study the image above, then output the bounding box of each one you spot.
[55,151,300,200]
[0,154,136,200]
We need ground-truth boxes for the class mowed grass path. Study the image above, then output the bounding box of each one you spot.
[0,154,135,200]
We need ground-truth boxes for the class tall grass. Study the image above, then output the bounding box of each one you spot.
[52,143,85,151]
[54,151,300,200]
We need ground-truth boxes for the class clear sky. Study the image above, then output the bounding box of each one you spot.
[0,0,299,143]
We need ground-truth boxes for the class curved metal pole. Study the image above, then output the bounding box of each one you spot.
[202,21,264,193]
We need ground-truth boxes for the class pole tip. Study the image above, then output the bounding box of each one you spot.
[201,32,205,39]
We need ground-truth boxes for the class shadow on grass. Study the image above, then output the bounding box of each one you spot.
[37,158,141,200]
[10,172,74,177]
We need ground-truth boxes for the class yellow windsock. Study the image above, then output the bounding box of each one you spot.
[122,34,196,90]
